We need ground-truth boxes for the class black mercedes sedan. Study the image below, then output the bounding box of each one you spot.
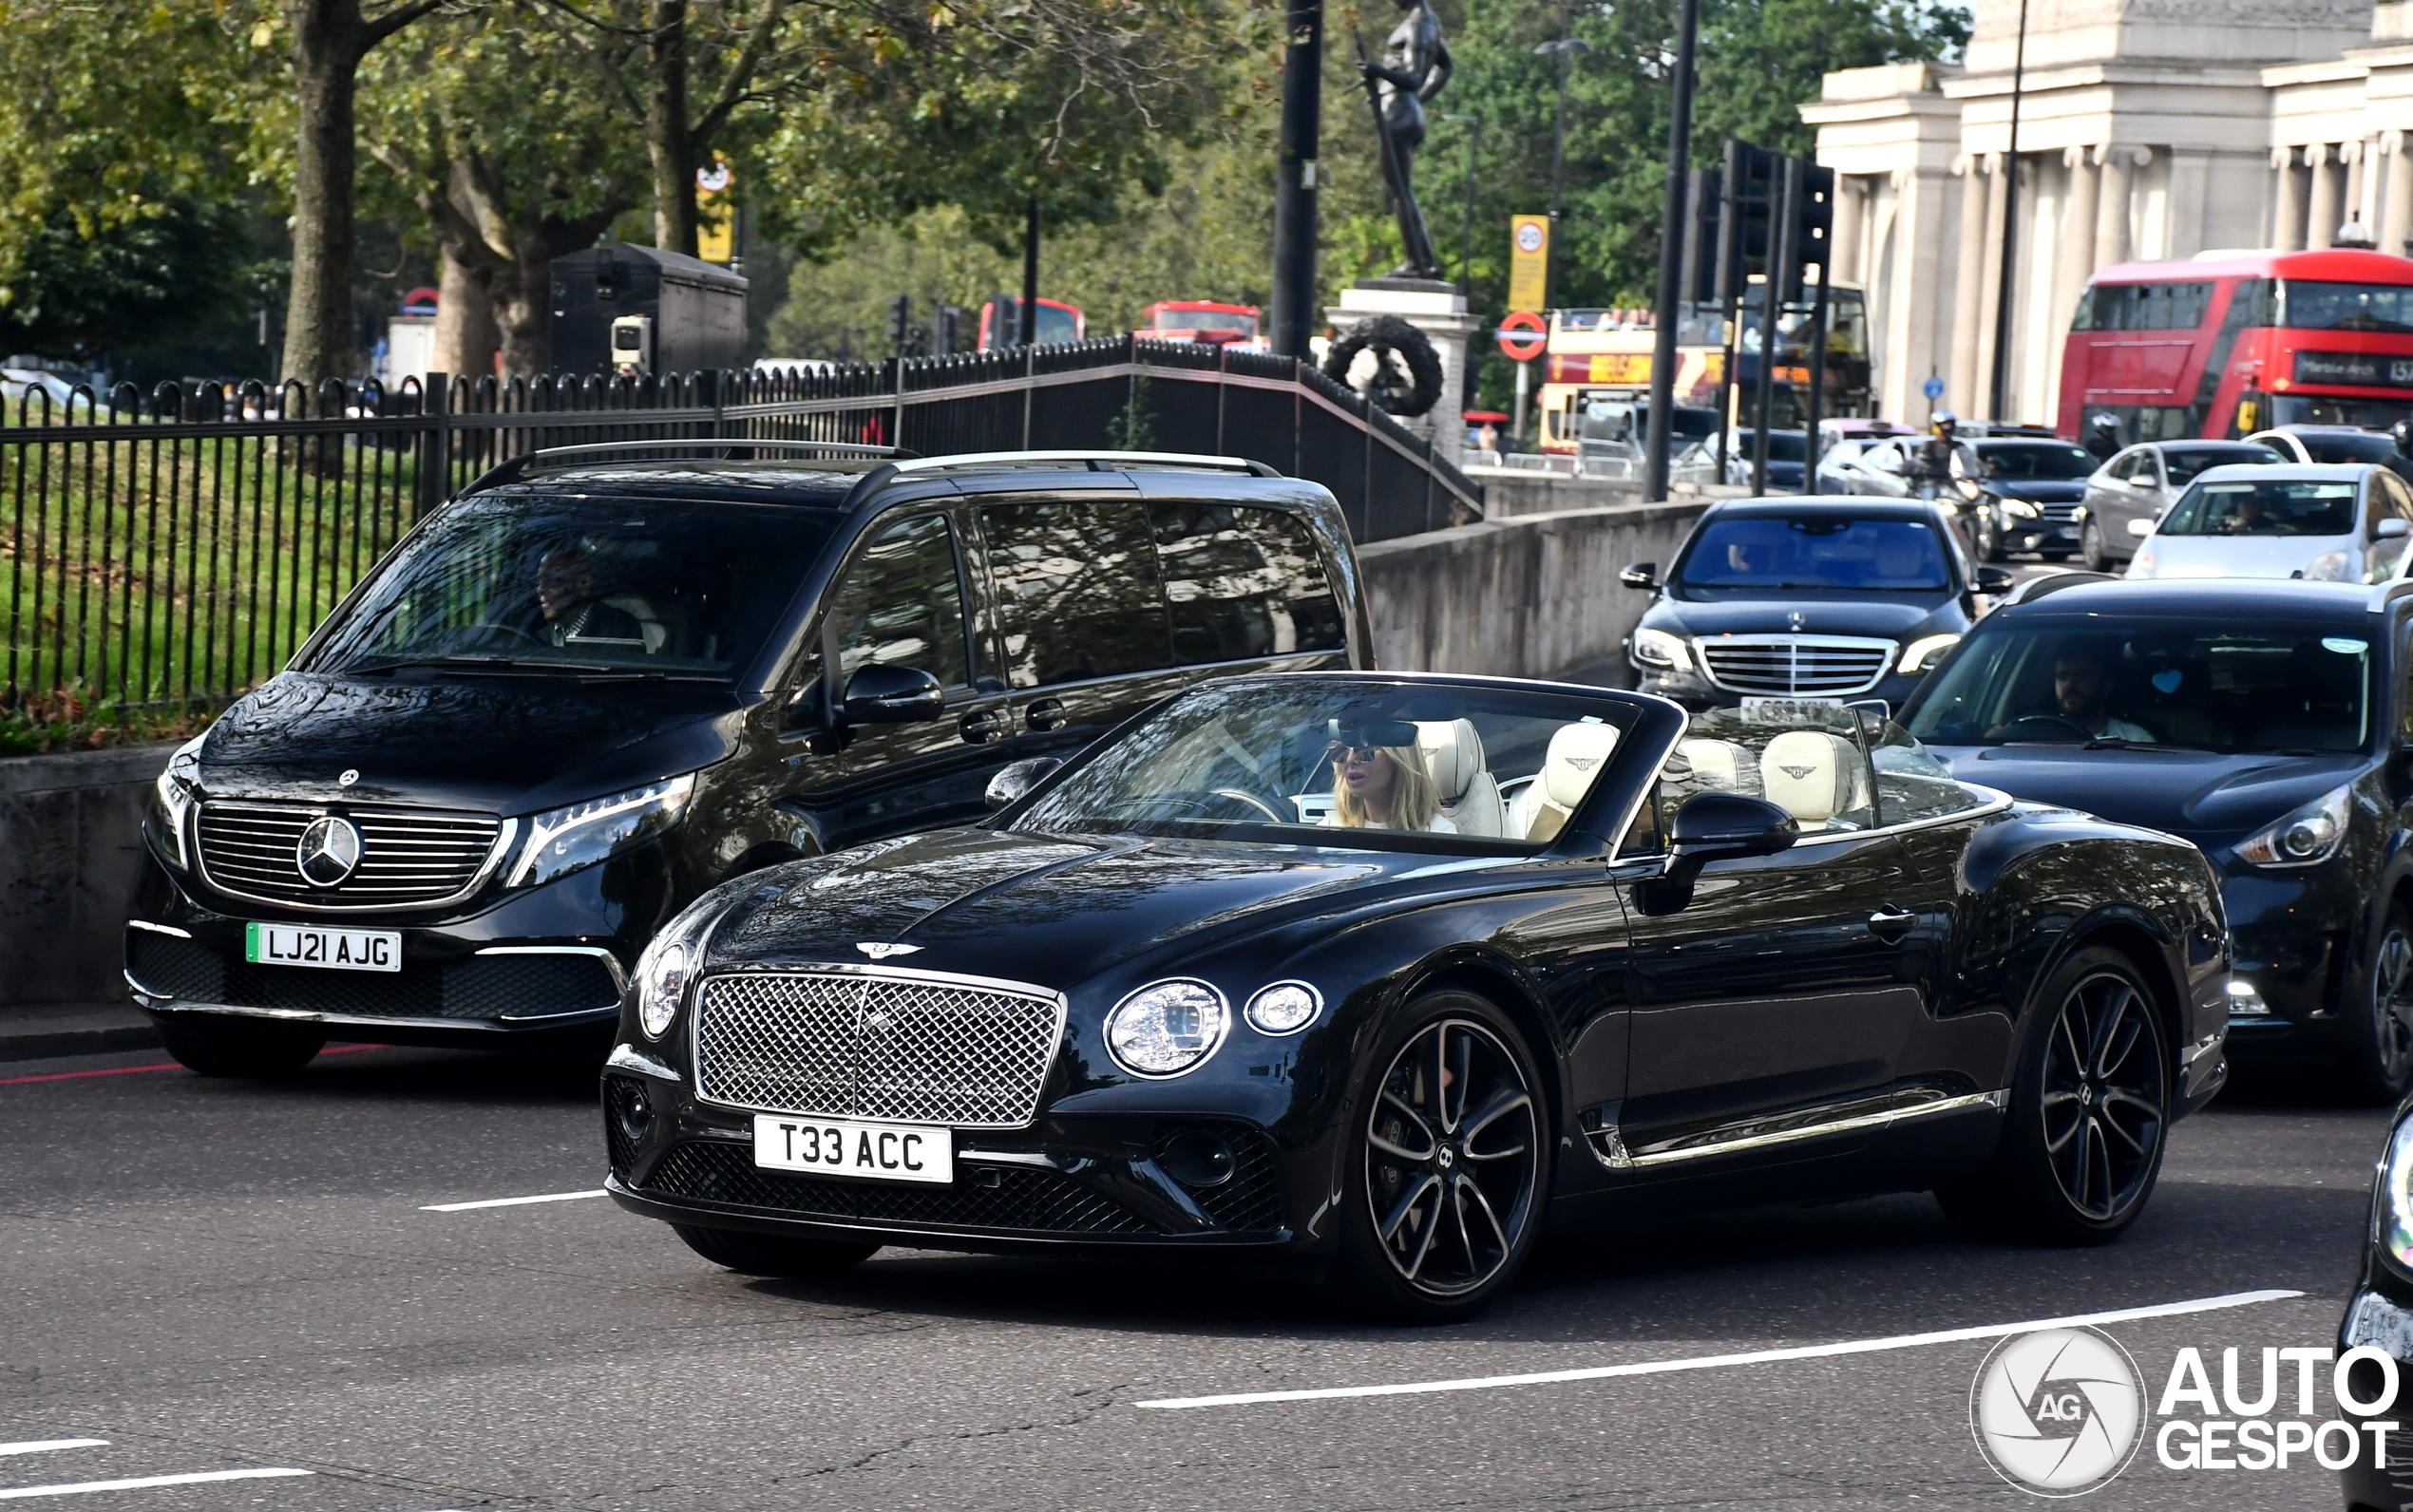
[1622,499,2013,714]
[603,671,2228,1319]
[2338,1103,2413,1511]
[1901,576,2413,1099]
[1963,435,2100,563]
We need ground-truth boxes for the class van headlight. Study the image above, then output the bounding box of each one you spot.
[148,738,205,870]
[1105,979,1229,1078]
[509,774,695,888]
[1900,633,1961,674]
[2236,783,2353,869]
[1631,627,1693,673]
[2381,1114,2413,1274]
[2303,549,2353,582]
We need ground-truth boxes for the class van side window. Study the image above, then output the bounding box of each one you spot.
[1150,503,1347,665]
[980,499,1171,687]
[825,513,970,691]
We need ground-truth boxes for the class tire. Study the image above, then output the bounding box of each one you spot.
[674,1223,879,1277]
[1937,947,2170,1245]
[2081,519,2112,573]
[1333,990,1549,1323]
[2344,905,2413,1105]
[1976,507,2004,563]
[152,1013,325,1077]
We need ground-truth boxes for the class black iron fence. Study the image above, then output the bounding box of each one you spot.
[3,337,1480,717]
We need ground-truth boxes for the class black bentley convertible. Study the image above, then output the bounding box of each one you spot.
[600,674,2230,1319]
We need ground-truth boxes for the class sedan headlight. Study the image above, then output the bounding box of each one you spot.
[2381,1114,2413,1274]
[2127,550,2156,579]
[1900,633,1962,674]
[148,737,205,870]
[633,936,689,1039]
[2000,498,2041,520]
[1244,980,1322,1034]
[1105,978,1228,1078]
[2303,549,2353,582]
[2235,783,2353,869]
[1631,627,1693,674]
[508,774,695,889]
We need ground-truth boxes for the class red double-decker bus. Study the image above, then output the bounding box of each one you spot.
[2059,248,2413,441]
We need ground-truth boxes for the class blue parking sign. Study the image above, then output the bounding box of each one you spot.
[1923,375,1946,401]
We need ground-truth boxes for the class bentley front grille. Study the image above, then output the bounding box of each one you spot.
[1693,634,1895,697]
[693,970,1067,1128]
[196,802,504,908]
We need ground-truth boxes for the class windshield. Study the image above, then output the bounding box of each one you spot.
[1975,442,2093,480]
[2292,431,2397,465]
[1678,516,1949,591]
[307,493,836,679]
[2280,280,2413,333]
[2164,444,2283,483]
[2160,478,2358,537]
[1009,678,1643,853]
[1905,620,2370,753]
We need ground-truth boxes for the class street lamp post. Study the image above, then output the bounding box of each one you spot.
[1443,113,1482,295]
[1987,0,2031,422]
[1644,0,1701,503]
[1270,0,1325,360]
[1534,34,1591,312]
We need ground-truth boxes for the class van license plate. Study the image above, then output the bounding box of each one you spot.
[753,1114,954,1184]
[243,921,401,973]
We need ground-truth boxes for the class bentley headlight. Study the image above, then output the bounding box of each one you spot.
[1631,627,1693,674]
[2001,498,2040,520]
[509,774,695,888]
[2383,1114,2413,1274]
[2236,783,2352,869]
[2303,549,2353,583]
[1899,633,1962,674]
[1106,979,1228,1077]
[635,938,687,1039]
[148,738,204,870]
[1244,981,1322,1035]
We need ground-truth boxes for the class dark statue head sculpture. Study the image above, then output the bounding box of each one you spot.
[1358,0,1454,281]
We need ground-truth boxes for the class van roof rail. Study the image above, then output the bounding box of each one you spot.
[888,449,1282,478]
[458,439,910,495]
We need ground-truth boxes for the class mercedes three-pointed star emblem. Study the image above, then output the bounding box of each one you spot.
[295,816,363,888]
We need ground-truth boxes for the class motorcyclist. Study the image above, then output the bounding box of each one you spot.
[2389,418,2413,486]
[2084,412,2122,463]
[1911,412,1970,499]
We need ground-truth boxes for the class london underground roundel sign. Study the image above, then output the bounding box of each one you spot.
[1497,311,1547,363]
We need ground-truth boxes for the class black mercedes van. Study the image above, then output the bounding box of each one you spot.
[124,447,1371,1075]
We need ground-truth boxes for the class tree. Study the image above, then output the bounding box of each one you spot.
[0,200,255,362]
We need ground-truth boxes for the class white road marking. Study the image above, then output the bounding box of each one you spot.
[420,1188,607,1213]
[1136,1288,2306,1410]
[0,1447,104,1462]
[0,1468,313,1500]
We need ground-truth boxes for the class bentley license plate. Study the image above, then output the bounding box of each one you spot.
[244,921,400,973]
[752,1114,954,1184]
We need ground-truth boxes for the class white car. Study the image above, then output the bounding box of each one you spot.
[2126,463,2413,583]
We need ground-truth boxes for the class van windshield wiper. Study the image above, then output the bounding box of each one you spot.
[342,654,594,676]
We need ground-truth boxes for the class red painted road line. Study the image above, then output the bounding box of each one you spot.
[0,1042,390,1087]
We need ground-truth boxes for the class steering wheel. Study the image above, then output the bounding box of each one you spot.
[456,620,545,650]
[1993,714,2096,742]
[1160,789,1292,824]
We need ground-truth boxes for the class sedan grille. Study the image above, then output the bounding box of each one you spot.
[1693,634,1895,696]
[196,802,506,909]
[693,970,1067,1128]
[2039,502,2080,525]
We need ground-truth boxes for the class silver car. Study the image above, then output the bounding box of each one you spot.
[2078,440,2283,570]
[2127,463,2413,583]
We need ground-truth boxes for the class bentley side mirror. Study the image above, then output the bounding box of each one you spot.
[2379,519,2410,539]
[841,664,945,724]
[2126,518,2156,539]
[984,756,1062,810]
[1636,793,1799,915]
[1620,562,1659,591]
[1973,565,2016,595]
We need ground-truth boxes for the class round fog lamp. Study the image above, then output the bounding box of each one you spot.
[1244,981,1323,1035]
[637,941,686,1039]
[1106,979,1228,1078]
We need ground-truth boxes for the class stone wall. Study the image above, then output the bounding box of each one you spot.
[1,744,172,1010]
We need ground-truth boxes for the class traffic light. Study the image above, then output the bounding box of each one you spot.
[937,304,963,355]
[1775,160,1834,305]
[1714,140,1779,306]
[1677,166,1721,308]
[888,293,912,356]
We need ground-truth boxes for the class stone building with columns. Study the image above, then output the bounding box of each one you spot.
[1800,0,2413,428]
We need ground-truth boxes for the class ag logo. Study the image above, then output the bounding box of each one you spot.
[1970,1327,2145,1496]
[295,816,364,888]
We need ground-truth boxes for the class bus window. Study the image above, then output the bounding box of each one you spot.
[2278,282,2413,333]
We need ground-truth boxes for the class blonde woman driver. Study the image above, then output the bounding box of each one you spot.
[1324,740,1459,834]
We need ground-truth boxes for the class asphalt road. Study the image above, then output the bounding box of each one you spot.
[0,1038,2389,1512]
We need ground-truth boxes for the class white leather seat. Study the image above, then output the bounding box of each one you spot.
[1758,730,1866,830]
[1415,719,1505,836]
[1508,722,1621,841]
[1674,737,1760,796]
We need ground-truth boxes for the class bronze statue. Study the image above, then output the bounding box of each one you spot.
[1358,0,1454,281]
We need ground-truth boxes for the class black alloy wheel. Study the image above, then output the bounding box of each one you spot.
[152,1013,326,1078]
[1339,992,1546,1321]
[673,1223,880,1277]
[1938,947,2168,1245]
[2081,519,2112,573]
[2346,905,2413,1104]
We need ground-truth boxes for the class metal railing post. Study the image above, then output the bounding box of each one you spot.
[418,370,451,518]
[1215,346,1229,454]
[1021,347,1036,449]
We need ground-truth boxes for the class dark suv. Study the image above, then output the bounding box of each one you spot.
[1900,576,2413,1098]
[125,447,1369,1075]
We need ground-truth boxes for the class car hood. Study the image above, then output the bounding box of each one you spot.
[1926,743,2366,847]
[702,826,1442,991]
[2133,534,2352,580]
[1985,480,2088,502]
[1648,593,1960,640]
[193,671,744,815]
